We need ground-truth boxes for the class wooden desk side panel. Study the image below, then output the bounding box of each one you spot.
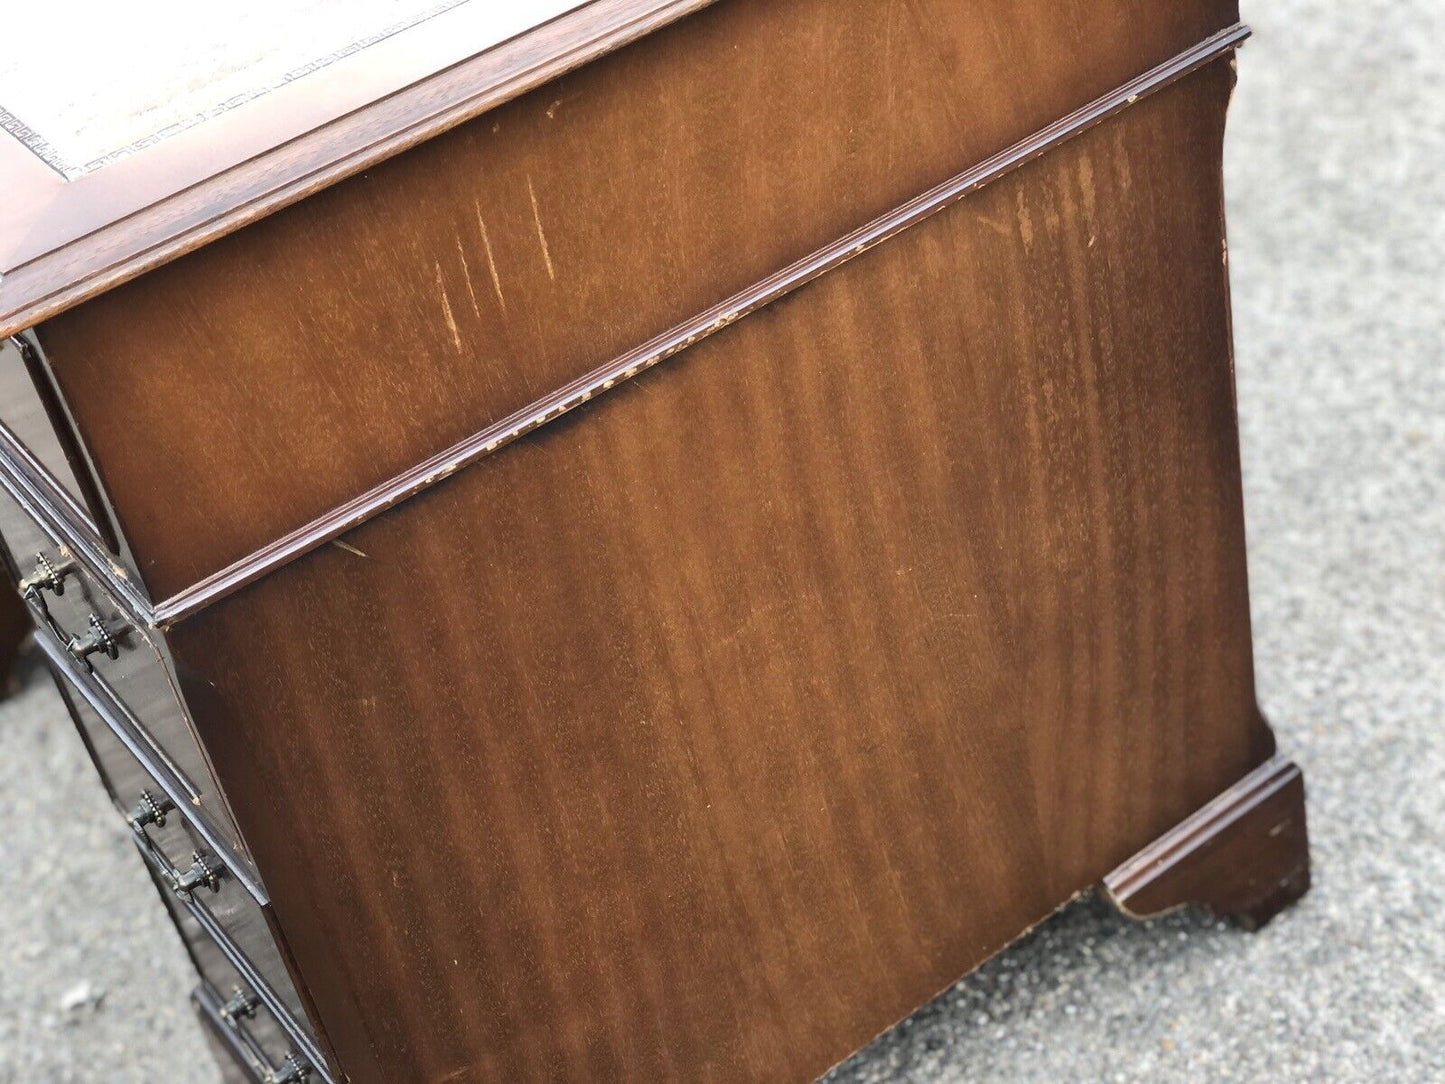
[35,0,1238,600]
[166,68,1270,1084]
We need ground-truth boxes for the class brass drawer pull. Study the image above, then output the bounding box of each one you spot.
[18,552,74,599]
[67,612,122,665]
[127,789,174,830]
[17,547,131,668]
[33,625,268,906]
[132,809,330,1078]
[219,985,260,1023]
[168,850,226,898]
[270,1054,313,1083]
[128,792,226,898]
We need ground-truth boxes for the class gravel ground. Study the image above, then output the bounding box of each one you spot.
[1,1,1441,1081]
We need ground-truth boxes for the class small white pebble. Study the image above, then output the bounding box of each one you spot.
[58,981,103,1013]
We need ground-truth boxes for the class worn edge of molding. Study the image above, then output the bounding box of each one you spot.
[1102,753,1300,911]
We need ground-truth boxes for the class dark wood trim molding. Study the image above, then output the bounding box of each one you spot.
[1104,754,1311,930]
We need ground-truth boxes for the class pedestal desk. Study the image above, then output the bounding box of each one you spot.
[0,2,1309,1080]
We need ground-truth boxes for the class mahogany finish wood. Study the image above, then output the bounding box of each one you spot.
[1106,755,1311,930]
[137,24,1248,630]
[0,2,1311,1081]
[37,0,1241,602]
[164,67,1281,1083]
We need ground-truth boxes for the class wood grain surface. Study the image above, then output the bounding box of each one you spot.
[161,63,1275,1083]
[0,0,719,333]
[35,0,1240,602]
[138,24,1248,630]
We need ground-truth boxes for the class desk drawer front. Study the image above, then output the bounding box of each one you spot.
[55,682,274,962]
[0,335,147,602]
[0,337,109,542]
[55,682,327,1075]
[193,980,320,1084]
[0,486,247,861]
[140,836,330,1081]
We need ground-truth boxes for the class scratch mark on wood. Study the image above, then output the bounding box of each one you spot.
[454,238,480,318]
[527,174,556,280]
[975,212,1012,237]
[1015,189,1036,248]
[475,206,507,312]
[330,539,368,558]
[434,262,463,351]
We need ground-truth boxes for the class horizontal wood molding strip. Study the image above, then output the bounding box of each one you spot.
[39,23,1248,629]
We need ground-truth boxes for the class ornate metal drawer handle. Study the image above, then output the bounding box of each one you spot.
[167,850,226,898]
[269,1054,313,1083]
[198,981,316,1084]
[67,612,123,665]
[134,818,326,1075]
[220,985,261,1024]
[127,789,174,831]
[128,794,227,898]
[17,553,80,646]
[16,554,132,671]
[18,552,74,599]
